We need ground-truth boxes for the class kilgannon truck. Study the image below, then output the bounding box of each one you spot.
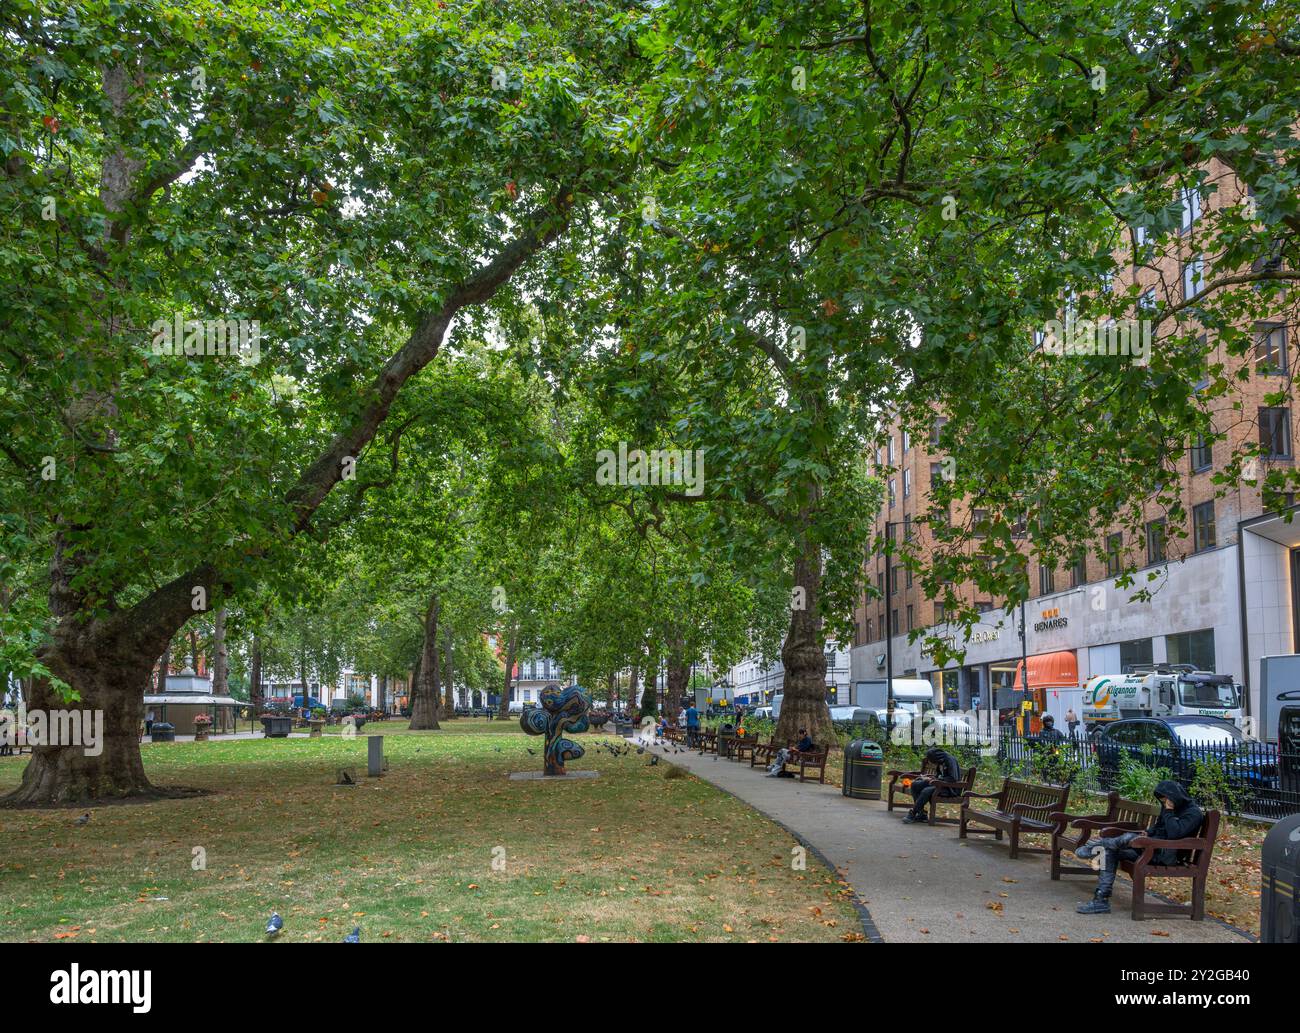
[1082,664,1244,731]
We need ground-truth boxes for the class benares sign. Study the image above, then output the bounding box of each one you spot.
[1035,607,1069,633]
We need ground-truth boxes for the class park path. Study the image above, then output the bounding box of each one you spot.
[640,737,1252,944]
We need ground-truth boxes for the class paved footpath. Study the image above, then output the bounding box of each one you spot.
[643,738,1252,944]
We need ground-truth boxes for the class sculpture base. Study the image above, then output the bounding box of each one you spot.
[508,770,600,781]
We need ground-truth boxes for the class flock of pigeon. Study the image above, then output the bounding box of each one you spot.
[264,911,361,942]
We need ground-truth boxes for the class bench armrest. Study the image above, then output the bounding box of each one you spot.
[1128,836,1209,852]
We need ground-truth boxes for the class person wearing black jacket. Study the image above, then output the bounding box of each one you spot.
[902,747,963,824]
[1074,780,1204,914]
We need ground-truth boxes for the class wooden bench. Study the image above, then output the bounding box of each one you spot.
[750,739,780,768]
[886,762,977,825]
[785,746,829,783]
[1118,810,1221,921]
[732,736,758,763]
[1049,792,1160,880]
[959,777,1072,859]
[695,730,717,755]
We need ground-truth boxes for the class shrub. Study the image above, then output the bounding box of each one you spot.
[1115,747,1173,800]
[1188,757,1243,813]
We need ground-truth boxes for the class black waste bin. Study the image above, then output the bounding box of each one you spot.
[150,722,175,743]
[1261,812,1300,943]
[843,739,884,799]
[718,723,736,758]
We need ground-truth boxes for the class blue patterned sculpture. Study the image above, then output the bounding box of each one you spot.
[520,684,590,776]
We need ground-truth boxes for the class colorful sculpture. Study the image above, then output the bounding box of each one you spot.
[520,684,590,776]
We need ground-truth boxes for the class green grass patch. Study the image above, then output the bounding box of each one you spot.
[0,720,862,943]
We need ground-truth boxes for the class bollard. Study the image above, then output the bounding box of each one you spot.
[367,734,384,777]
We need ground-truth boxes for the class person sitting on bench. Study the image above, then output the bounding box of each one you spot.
[902,747,962,824]
[765,728,815,777]
[1074,780,1203,915]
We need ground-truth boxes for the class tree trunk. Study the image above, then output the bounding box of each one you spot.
[497,626,518,719]
[409,595,441,730]
[249,634,263,713]
[3,613,165,806]
[666,654,690,715]
[378,674,388,715]
[212,609,228,695]
[441,624,456,719]
[639,648,658,717]
[774,537,834,747]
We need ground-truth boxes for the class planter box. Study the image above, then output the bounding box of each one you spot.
[260,716,292,738]
[308,719,325,739]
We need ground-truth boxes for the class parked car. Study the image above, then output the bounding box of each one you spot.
[750,706,773,720]
[828,706,876,724]
[1094,715,1277,788]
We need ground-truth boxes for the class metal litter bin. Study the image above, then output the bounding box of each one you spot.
[150,722,175,743]
[1261,812,1300,943]
[718,723,736,758]
[843,739,884,799]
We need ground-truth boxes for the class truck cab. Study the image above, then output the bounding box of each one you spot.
[1083,664,1244,731]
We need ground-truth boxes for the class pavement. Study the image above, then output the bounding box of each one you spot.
[641,736,1253,944]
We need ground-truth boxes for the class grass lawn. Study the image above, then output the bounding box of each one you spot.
[0,719,862,943]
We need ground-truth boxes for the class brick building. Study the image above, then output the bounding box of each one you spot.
[853,157,1296,727]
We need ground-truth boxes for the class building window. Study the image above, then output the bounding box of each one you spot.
[1256,324,1287,375]
[906,567,913,589]
[1010,510,1027,539]
[1134,223,1148,247]
[1260,407,1293,459]
[1070,555,1086,587]
[1038,564,1054,596]
[934,603,945,623]
[891,566,901,595]
[903,430,911,452]
[930,417,947,446]
[1106,533,1123,576]
[1146,518,1166,565]
[1191,433,1213,472]
[1119,638,1154,672]
[1193,501,1216,552]
[930,461,945,487]
[891,608,898,635]
[887,437,895,464]
[1183,255,1205,300]
[973,509,988,538]
[906,605,914,632]
[1179,186,1201,233]
[866,618,873,642]
[903,469,912,498]
[1166,629,1216,672]
[877,570,885,596]
[975,600,993,614]
[888,478,896,507]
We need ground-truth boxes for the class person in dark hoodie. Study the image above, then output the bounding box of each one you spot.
[902,747,963,824]
[1074,780,1203,914]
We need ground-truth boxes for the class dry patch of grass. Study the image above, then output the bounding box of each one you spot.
[0,721,861,943]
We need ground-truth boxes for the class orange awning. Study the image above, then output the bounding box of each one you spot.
[1013,651,1078,691]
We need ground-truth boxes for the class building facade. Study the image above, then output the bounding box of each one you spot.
[853,156,1295,728]
[727,642,852,708]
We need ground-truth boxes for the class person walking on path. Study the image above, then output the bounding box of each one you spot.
[684,702,700,747]
[1065,707,1079,738]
